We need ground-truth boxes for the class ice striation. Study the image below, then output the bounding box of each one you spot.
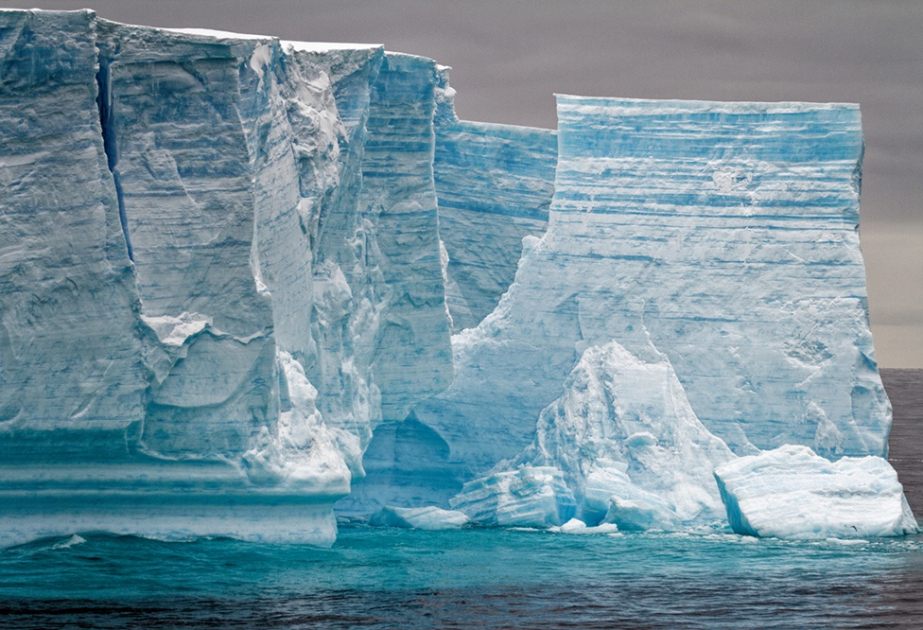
[0,10,910,545]
[450,466,577,528]
[399,95,895,523]
[0,10,450,547]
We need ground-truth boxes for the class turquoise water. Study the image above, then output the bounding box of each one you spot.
[3,372,921,628]
[3,525,923,629]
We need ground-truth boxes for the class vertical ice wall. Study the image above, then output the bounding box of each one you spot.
[405,95,890,509]
[0,10,147,459]
[281,47,453,474]
[280,42,386,475]
[0,11,454,546]
[358,53,453,423]
[95,23,296,459]
[549,96,889,457]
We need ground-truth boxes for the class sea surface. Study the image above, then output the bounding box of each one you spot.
[1,370,920,629]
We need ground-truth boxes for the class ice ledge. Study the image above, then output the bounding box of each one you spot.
[0,458,350,548]
[555,93,861,112]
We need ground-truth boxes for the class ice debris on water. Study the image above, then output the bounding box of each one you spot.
[368,506,469,530]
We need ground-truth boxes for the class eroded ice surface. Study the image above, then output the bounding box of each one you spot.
[0,10,905,545]
[401,95,892,516]
[451,341,733,530]
[433,67,556,332]
[715,445,919,539]
[0,10,451,547]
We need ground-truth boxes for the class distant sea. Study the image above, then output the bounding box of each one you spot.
[1,370,921,630]
[882,369,923,515]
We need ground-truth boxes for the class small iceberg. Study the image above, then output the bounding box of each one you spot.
[714,445,919,539]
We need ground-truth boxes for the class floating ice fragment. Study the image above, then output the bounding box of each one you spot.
[368,506,469,530]
[714,445,918,539]
[549,518,620,535]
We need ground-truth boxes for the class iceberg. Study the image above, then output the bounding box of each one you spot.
[714,445,919,539]
[0,10,452,547]
[0,10,907,544]
[402,94,892,513]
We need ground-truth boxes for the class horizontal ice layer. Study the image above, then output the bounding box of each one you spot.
[433,68,556,332]
[408,95,890,511]
[0,503,339,548]
[549,96,889,457]
[368,505,469,530]
[714,445,918,539]
[449,466,576,528]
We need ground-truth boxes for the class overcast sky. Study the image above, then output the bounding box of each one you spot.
[4,0,921,367]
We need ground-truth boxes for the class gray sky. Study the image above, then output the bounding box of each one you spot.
[4,0,921,367]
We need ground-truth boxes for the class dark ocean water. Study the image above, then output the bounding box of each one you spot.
[1,369,921,630]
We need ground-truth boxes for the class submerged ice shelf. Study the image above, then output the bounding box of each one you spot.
[0,9,913,546]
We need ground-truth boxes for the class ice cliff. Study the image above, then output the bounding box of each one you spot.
[0,9,907,545]
[0,10,450,546]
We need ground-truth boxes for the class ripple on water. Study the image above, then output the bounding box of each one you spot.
[2,527,923,628]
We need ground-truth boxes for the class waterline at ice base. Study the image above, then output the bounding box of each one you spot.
[0,9,915,547]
